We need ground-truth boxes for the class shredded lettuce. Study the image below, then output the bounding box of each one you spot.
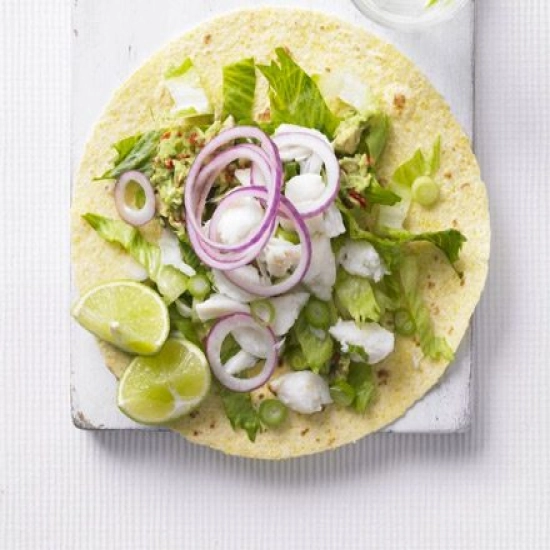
[341,169,401,207]
[288,308,334,374]
[219,388,262,442]
[222,57,256,123]
[338,204,403,271]
[384,228,466,265]
[169,305,202,347]
[97,130,161,180]
[335,269,381,323]
[164,58,211,115]
[399,255,453,361]
[377,137,441,230]
[338,202,466,274]
[347,362,376,412]
[82,214,188,304]
[257,48,339,138]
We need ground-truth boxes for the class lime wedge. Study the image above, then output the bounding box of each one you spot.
[118,338,211,424]
[72,281,169,355]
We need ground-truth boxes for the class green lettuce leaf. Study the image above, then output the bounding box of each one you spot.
[82,214,187,304]
[257,48,339,138]
[164,58,193,79]
[384,227,466,265]
[169,305,202,347]
[289,309,334,374]
[97,130,161,180]
[222,57,256,123]
[335,269,381,323]
[362,112,390,164]
[164,58,211,115]
[338,204,403,272]
[341,172,401,207]
[219,388,262,442]
[347,362,376,412]
[399,255,453,361]
[377,137,441,230]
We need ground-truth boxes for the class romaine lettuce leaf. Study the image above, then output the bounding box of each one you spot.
[399,255,453,361]
[341,172,401,207]
[384,227,466,265]
[289,309,334,374]
[83,214,187,304]
[219,388,262,442]
[164,58,211,115]
[97,130,161,180]
[257,48,339,138]
[335,269,381,323]
[377,137,441,230]
[222,57,256,123]
[347,362,376,412]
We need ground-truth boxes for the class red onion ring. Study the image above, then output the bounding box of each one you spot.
[114,170,156,226]
[190,145,275,253]
[206,312,277,392]
[272,132,340,218]
[219,187,312,297]
[184,127,282,246]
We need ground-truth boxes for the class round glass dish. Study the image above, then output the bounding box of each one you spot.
[351,0,470,31]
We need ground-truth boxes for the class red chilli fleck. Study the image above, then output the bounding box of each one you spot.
[348,190,368,209]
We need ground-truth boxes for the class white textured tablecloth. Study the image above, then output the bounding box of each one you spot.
[1,1,549,548]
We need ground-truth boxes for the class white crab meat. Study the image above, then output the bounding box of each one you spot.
[329,319,395,365]
[224,350,258,376]
[212,268,258,303]
[260,237,302,279]
[306,203,345,238]
[302,234,336,300]
[158,229,196,277]
[194,294,249,321]
[269,292,310,336]
[269,371,332,414]
[232,325,270,359]
[234,168,252,186]
[214,197,264,245]
[284,174,325,212]
[337,240,388,282]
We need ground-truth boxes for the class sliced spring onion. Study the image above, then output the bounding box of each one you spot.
[188,274,211,300]
[394,308,416,336]
[250,299,275,325]
[412,175,440,207]
[304,298,331,330]
[258,399,288,427]
[329,380,356,407]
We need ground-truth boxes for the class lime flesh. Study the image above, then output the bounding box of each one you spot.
[72,281,170,355]
[118,338,211,424]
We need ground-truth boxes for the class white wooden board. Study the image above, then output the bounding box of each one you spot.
[71,0,475,434]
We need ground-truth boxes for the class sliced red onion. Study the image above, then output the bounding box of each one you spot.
[273,132,340,218]
[206,312,277,392]
[183,127,283,270]
[220,187,312,297]
[189,144,277,253]
[114,171,156,226]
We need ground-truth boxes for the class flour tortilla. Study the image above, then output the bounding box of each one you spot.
[71,8,490,459]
